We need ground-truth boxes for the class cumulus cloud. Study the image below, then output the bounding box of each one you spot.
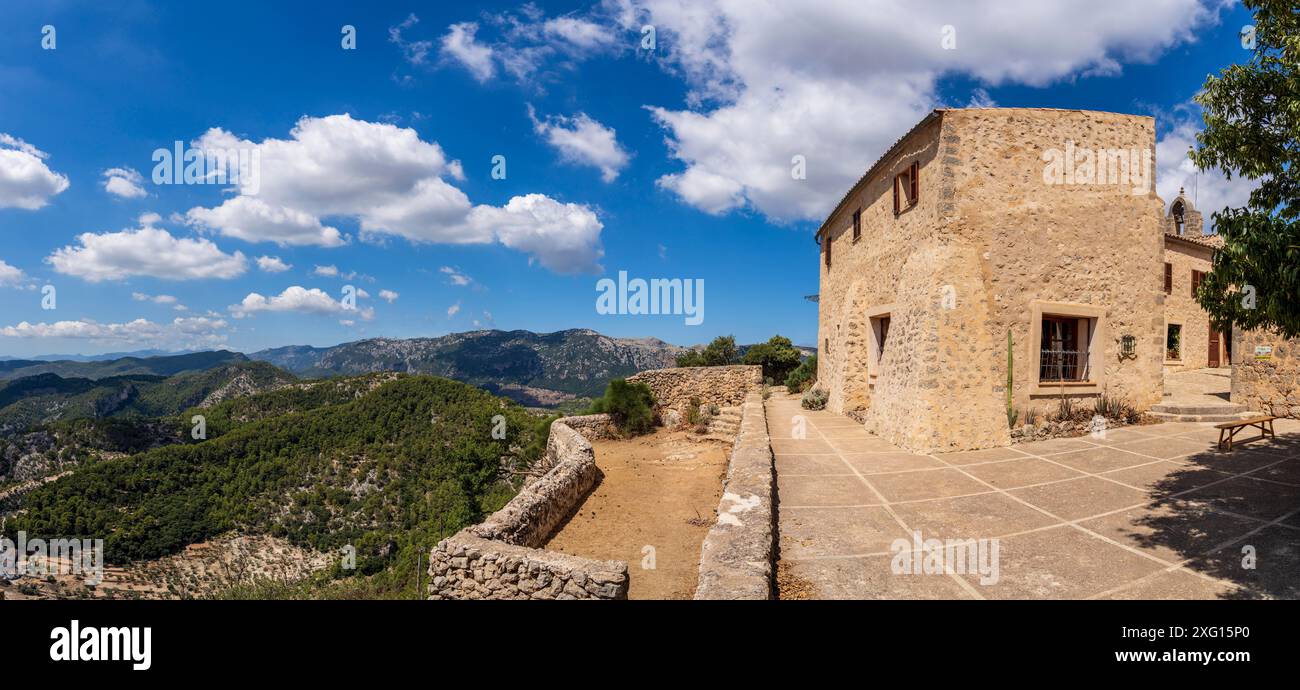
[229,285,374,320]
[181,114,604,273]
[441,22,496,82]
[256,255,291,272]
[617,0,1223,222]
[313,264,340,277]
[390,13,434,67]
[447,301,461,318]
[530,107,630,182]
[0,133,70,210]
[103,167,147,198]
[0,316,228,349]
[378,289,399,303]
[0,259,26,287]
[47,225,248,282]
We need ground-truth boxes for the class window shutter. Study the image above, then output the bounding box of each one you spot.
[825,232,832,268]
[909,162,919,204]
[893,176,900,215]
[1164,263,1172,294]
[852,209,861,240]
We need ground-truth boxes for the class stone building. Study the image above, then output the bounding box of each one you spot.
[814,108,1167,453]
[1160,189,1229,372]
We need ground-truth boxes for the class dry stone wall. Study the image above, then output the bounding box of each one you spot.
[428,414,629,600]
[627,365,761,425]
[694,392,775,600]
[1233,330,1300,419]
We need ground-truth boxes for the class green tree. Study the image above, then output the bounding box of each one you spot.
[742,335,804,384]
[784,354,817,393]
[676,335,740,367]
[1191,0,1300,337]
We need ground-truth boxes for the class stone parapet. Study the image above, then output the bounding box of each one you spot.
[694,392,776,600]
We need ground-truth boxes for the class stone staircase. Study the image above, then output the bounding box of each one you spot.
[703,406,742,440]
[1153,367,1258,423]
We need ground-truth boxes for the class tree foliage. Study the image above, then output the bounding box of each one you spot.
[675,335,739,367]
[1192,0,1300,337]
[587,379,656,436]
[742,335,804,384]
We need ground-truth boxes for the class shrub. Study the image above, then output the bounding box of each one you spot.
[686,396,702,426]
[589,379,656,436]
[801,388,828,411]
[784,354,817,393]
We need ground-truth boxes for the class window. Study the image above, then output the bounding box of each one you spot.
[1039,315,1090,382]
[1164,263,1172,294]
[1166,324,1182,361]
[824,232,832,269]
[893,161,918,215]
[1191,270,1205,298]
[852,208,862,241]
[824,337,830,354]
[875,316,890,360]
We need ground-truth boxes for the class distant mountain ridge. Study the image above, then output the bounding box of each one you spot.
[0,350,249,381]
[249,329,688,403]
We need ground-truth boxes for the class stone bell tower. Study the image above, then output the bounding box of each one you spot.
[1164,187,1204,238]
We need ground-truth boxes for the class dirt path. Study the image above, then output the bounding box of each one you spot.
[543,430,729,600]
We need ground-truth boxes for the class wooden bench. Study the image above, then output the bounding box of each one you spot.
[1216,416,1277,451]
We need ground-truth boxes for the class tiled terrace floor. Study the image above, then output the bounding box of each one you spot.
[769,396,1300,599]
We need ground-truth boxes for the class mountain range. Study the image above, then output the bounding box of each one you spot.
[248,328,688,405]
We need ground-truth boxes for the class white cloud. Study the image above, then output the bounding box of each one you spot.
[103,167,147,198]
[447,301,461,318]
[390,13,433,66]
[0,259,26,288]
[0,316,228,349]
[541,16,616,52]
[469,194,604,274]
[186,196,346,248]
[440,266,472,286]
[256,255,291,272]
[0,133,70,210]
[131,292,178,305]
[182,114,604,273]
[47,226,248,282]
[229,285,374,320]
[530,107,630,182]
[1156,116,1256,230]
[441,22,496,82]
[313,264,340,277]
[621,0,1222,221]
[378,289,399,303]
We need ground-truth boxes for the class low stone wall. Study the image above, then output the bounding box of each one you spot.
[628,365,762,424]
[1233,330,1300,419]
[428,416,629,600]
[694,392,776,600]
[428,533,626,600]
[554,413,616,442]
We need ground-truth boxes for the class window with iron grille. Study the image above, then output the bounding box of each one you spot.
[1039,315,1090,382]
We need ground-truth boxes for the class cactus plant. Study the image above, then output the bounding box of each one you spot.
[1006,329,1019,429]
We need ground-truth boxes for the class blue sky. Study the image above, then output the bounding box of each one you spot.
[0,0,1258,358]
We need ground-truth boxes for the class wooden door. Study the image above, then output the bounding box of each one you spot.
[1208,326,1220,367]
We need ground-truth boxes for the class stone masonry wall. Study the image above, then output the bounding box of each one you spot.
[694,392,775,599]
[1233,330,1300,419]
[1163,239,1218,373]
[627,365,762,421]
[428,415,629,600]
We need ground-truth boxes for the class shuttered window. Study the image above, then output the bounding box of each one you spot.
[1164,263,1172,294]
[893,162,918,216]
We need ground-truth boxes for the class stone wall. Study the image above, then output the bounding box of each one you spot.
[428,415,629,600]
[627,365,762,423]
[694,392,776,600]
[817,108,1166,452]
[1232,330,1300,419]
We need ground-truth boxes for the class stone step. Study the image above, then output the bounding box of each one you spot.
[1148,411,1257,423]
[1151,402,1247,416]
